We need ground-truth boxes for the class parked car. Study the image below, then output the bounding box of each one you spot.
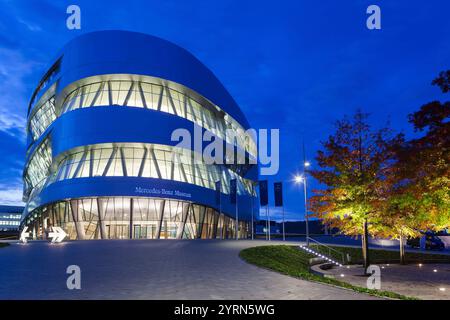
[407,232,445,250]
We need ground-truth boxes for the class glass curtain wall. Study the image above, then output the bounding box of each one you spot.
[60,79,256,156]
[25,197,249,240]
[27,78,257,156]
[23,137,52,199]
[48,144,255,195]
[29,96,56,140]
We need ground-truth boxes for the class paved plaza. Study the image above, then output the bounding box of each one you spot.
[325,262,450,300]
[0,240,379,300]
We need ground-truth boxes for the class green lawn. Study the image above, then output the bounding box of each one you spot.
[239,245,416,300]
[310,244,450,264]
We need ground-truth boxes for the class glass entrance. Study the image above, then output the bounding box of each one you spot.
[133,224,157,239]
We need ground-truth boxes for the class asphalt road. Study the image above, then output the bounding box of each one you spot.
[0,239,379,300]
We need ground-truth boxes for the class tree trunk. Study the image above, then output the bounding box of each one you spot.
[362,219,370,274]
[399,234,406,265]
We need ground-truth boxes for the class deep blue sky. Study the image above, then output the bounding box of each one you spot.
[0,0,448,221]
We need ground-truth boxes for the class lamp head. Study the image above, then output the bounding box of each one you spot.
[294,175,304,184]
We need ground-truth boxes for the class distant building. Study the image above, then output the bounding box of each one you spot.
[255,219,337,236]
[281,220,332,235]
[0,205,23,231]
[255,222,280,235]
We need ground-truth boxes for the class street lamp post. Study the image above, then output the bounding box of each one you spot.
[295,161,310,246]
[302,168,309,246]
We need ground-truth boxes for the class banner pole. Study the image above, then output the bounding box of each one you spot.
[235,195,238,240]
[251,184,254,240]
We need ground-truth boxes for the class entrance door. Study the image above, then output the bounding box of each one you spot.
[134,225,141,239]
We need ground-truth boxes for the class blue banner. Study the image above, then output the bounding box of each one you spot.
[274,182,283,207]
[259,180,268,206]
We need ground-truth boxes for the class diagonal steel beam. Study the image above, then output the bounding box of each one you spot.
[138,147,148,177]
[107,81,113,105]
[120,147,128,177]
[90,81,105,107]
[102,147,117,176]
[166,86,178,115]
[149,146,162,179]
[157,86,164,111]
[123,81,135,106]
[138,82,148,109]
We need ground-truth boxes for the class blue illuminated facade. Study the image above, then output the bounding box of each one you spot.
[22,31,258,240]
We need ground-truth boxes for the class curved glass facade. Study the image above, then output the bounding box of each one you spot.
[27,77,257,156]
[29,95,56,141]
[22,31,258,240]
[24,197,248,240]
[23,137,52,198]
[49,144,254,195]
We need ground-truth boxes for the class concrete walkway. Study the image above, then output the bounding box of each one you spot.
[324,262,450,300]
[0,240,380,300]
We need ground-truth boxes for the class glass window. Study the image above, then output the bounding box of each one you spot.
[48,143,255,197]
[57,78,257,156]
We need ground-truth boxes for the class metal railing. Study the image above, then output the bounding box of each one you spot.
[306,237,346,265]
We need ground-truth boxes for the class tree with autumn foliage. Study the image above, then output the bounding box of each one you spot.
[310,71,449,267]
[376,71,450,263]
[309,111,402,272]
